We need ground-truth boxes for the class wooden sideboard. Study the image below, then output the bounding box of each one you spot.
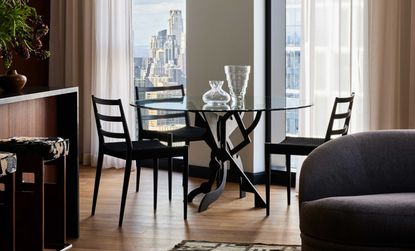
[0,86,79,238]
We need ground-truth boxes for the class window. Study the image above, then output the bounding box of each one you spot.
[285,0,301,136]
[266,0,302,170]
[267,0,367,172]
[132,0,186,131]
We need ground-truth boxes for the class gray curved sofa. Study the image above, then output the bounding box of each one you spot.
[299,130,415,251]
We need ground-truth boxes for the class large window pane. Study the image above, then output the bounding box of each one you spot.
[286,0,301,136]
[132,0,186,132]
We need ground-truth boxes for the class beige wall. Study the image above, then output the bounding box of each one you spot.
[187,0,266,173]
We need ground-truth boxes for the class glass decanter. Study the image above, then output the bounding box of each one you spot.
[202,80,231,105]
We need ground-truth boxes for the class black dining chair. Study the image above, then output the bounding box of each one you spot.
[91,96,189,227]
[265,93,355,212]
[135,85,206,200]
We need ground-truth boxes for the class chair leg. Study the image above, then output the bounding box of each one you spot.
[119,158,132,227]
[153,158,159,211]
[168,157,173,201]
[91,150,104,215]
[286,154,291,206]
[183,151,189,220]
[265,149,271,216]
[136,160,141,192]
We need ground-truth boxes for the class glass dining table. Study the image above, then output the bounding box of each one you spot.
[131,96,311,215]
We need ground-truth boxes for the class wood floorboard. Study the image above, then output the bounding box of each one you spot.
[71,166,301,250]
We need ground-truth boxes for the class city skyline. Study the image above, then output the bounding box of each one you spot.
[133,0,185,57]
[133,6,186,131]
[133,8,186,87]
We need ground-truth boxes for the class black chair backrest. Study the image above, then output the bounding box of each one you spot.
[134,85,189,137]
[324,92,355,142]
[92,96,132,151]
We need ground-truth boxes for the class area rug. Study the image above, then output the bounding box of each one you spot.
[170,240,301,251]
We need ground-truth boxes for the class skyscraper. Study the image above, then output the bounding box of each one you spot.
[168,10,184,46]
[134,9,186,90]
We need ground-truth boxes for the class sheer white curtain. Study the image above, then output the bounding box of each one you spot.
[295,0,369,189]
[299,0,369,137]
[50,0,134,168]
[90,0,135,168]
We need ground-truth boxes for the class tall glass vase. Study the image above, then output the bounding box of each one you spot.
[224,65,251,107]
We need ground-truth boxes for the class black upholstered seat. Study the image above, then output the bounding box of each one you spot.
[103,141,185,159]
[272,137,326,155]
[154,126,207,142]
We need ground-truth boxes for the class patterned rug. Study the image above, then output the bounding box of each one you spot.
[170,240,301,251]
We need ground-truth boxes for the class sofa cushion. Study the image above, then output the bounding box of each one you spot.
[300,193,415,248]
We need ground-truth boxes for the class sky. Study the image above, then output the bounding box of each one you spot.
[132,0,186,49]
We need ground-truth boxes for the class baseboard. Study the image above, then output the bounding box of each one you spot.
[139,158,296,187]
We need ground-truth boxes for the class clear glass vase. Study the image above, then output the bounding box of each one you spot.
[224,65,251,106]
[202,80,231,105]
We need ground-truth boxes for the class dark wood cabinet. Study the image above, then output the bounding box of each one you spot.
[0,86,79,238]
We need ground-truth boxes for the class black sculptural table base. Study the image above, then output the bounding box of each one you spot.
[188,111,267,212]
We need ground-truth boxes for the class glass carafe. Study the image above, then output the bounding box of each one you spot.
[202,80,231,105]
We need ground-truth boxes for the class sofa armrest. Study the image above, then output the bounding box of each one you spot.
[299,130,415,205]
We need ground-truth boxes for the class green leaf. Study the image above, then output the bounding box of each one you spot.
[0,0,49,67]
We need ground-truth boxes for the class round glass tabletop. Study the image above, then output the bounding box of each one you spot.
[131,96,311,112]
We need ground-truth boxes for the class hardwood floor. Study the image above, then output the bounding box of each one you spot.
[71,166,301,251]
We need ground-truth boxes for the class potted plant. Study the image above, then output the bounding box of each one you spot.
[0,0,50,92]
